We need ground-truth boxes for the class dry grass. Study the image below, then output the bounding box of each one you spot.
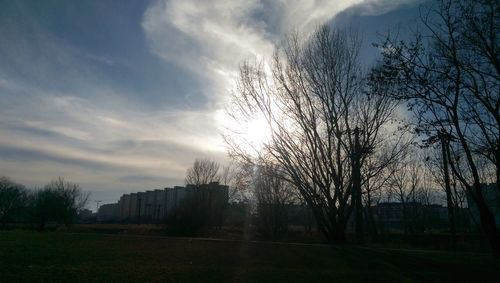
[0,230,498,282]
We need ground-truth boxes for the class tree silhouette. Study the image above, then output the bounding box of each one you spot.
[0,176,27,228]
[185,158,221,186]
[226,25,400,243]
[372,0,499,255]
[31,177,89,230]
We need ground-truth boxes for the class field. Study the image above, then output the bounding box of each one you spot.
[0,230,498,282]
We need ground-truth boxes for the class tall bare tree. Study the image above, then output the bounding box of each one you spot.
[372,0,499,254]
[226,25,400,243]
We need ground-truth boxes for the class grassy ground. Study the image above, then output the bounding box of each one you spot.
[0,230,498,282]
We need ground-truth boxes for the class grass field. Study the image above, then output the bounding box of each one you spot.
[0,231,498,282]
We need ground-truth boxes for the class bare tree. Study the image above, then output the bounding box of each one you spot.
[32,177,89,230]
[219,162,253,203]
[362,128,414,239]
[185,158,221,186]
[0,176,27,228]
[387,155,422,234]
[253,164,297,239]
[423,143,460,234]
[372,0,499,254]
[226,25,400,243]
[417,167,441,207]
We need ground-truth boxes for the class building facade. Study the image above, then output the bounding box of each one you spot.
[97,182,229,224]
[96,203,119,222]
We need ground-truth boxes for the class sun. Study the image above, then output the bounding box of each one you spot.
[215,109,272,152]
[242,115,272,148]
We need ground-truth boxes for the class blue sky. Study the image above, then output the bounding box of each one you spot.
[0,0,425,208]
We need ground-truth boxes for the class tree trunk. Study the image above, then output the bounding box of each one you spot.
[352,127,363,243]
[440,131,456,237]
[366,206,379,241]
[475,190,500,257]
[330,221,347,244]
[315,210,348,245]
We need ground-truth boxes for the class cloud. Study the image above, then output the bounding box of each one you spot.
[141,0,420,106]
[0,78,228,200]
[142,0,272,104]
[140,0,423,153]
[0,0,423,207]
[341,0,426,17]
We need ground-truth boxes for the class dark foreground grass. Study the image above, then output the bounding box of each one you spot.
[0,231,498,282]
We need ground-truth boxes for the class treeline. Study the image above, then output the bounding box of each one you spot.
[0,176,89,230]
[183,158,470,241]
[180,158,301,239]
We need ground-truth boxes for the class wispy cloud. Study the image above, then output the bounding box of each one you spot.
[141,0,424,107]
[0,79,228,197]
[343,0,425,16]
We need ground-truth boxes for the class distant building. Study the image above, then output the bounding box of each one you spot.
[97,203,119,222]
[370,202,449,232]
[120,194,131,221]
[98,182,229,224]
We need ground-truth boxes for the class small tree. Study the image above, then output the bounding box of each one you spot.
[185,158,221,186]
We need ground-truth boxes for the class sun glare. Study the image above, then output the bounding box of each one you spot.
[243,114,272,148]
[216,109,272,152]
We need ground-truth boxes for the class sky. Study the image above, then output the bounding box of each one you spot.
[0,0,426,209]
